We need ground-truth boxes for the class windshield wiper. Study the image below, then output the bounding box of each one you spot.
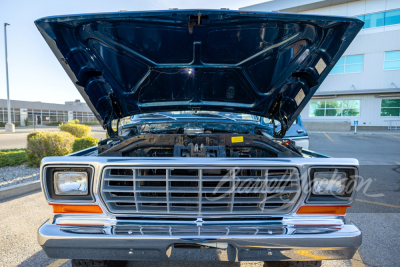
[192,113,236,122]
[138,113,177,120]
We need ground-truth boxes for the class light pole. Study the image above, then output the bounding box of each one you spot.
[4,23,14,132]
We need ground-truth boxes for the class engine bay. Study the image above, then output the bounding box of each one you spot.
[97,125,302,158]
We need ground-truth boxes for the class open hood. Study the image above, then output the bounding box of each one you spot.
[35,10,363,136]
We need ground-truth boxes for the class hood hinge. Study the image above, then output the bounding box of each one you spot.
[268,94,288,138]
[104,93,123,137]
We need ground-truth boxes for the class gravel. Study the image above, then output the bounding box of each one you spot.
[0,164,40,189]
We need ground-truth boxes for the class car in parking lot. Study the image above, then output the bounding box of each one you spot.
[35,9,363,267]
[262,116,309,150]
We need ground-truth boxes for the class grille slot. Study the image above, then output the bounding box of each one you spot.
[101,167,301,215]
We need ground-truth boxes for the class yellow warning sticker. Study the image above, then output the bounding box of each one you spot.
[231,136,243,143]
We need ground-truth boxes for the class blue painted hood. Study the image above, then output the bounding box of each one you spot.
[35,10,363,130]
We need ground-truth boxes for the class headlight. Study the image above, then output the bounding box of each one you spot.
[312,171,347,195]
[54,172,88,195]
[307,167,357,204]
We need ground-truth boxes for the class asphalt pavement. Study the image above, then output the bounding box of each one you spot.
[0,130,399,266]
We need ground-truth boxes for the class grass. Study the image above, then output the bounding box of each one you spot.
[0,149,27,168]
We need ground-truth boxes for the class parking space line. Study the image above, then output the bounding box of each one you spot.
[324,132,334,141]
[387,134,400,139]
[356,199,400,209]
[350,250,366,267]
[46,259,69,267]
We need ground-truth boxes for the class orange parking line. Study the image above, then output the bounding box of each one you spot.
[324,132,334,141]
[356,199,400,209]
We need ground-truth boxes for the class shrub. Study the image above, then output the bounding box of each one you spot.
[27,132,39,142]
[46,122,62,126]
[68,119,80,124]
[26,131,75,167]
[24,117,29,126]
[73,136,99,152]
[59,123,91,138]
[0,122,5,127]
[0,149,27,167]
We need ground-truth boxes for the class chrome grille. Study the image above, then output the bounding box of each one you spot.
[101,167,301,215]
[114,225,285,236]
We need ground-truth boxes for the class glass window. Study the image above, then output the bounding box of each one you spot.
[364,12,385,28]
[330,55,363,74]
[381,99,400,116]
[326,101,342,108]
[357,9,400,29]
[310,101,325,109]
[309,109,325,117]
[384,51,400,70]
[343,109,360,116]
[343,100,360,108]
[385,9,400,26]
[309,100,360,117]
[326,109,342,116]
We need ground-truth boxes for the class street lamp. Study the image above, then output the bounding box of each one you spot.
[4,22,14,132]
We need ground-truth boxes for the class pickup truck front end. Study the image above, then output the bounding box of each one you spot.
[38,157,361,262]
[35,9,364,265]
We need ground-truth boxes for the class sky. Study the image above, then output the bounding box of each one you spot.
[0,0,265,104]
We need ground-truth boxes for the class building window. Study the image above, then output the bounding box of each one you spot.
[330,55,363,74]
[384,51,400,70]
[309,100,360,117]
[381,99,400,116]
[357,9,400,29]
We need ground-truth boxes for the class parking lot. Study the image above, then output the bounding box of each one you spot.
[0,131,399,267]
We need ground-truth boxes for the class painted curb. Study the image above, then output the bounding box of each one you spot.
[0,180,41,201]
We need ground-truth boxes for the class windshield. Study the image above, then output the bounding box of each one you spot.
[132,111,259,121]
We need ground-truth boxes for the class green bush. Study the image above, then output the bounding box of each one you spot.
[0,122,5,127]
[59,122,91,138]
[0,149,27,167]
[46,122,62,126]
[73,136,99,152]
[24,117,29,126]
[26,131,75,167]
[27,132,40,142]
[68,119,80,124]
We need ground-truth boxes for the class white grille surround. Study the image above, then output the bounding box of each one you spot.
[100,166,302,216]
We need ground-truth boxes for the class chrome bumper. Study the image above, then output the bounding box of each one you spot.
[38,221,361,261]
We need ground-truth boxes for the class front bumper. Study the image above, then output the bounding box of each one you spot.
[38,221,361,261]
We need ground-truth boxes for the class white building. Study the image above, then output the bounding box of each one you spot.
[0,99,97,126]
[240,0,400,129]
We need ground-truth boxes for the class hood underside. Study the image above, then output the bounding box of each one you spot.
[35,10,363,133]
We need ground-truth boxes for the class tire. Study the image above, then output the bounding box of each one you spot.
[263,261,322,267]
[71,260,128,267]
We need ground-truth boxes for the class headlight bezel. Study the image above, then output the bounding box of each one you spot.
[306,167,358,204]
[44,165,95,202]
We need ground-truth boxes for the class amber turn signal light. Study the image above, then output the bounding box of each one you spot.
[296,206,349,215]
[51,204,103,214]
